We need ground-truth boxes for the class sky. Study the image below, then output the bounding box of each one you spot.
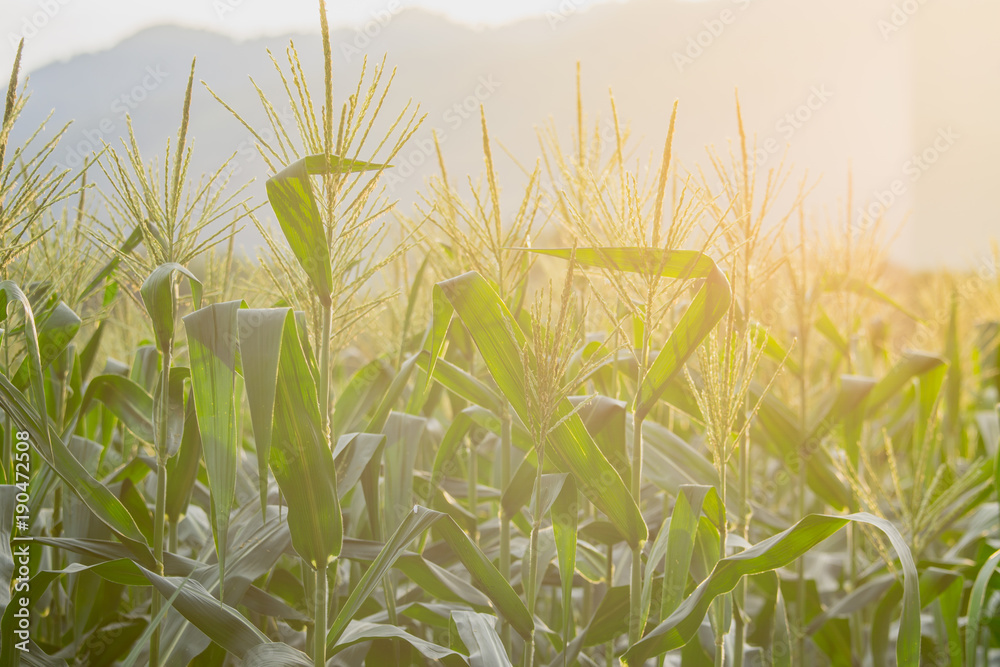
[1,0,626,75]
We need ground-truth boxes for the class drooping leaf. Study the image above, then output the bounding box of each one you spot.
[622,512,919,666]
[240,308,341,568]
[242,644,313,667]
[450,611,511,667]
[0,373,150,559]
[264,154,382,302]
[236,307,284,518]
[137,566,270,660]
[12,301,80,389]
[140,263,203,354]
[183,300,243,593]
[71,374,153,443]
[332,620,465,665]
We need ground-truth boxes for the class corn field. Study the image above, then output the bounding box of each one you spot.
[0,3,999,666]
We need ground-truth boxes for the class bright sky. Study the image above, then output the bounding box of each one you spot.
[1,0,626,75]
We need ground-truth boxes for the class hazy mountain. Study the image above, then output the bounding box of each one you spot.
[11,0,994,268]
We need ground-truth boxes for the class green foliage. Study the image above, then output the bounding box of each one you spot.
[2,5,999,666]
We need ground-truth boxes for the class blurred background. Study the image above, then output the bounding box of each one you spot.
[2,0,996,270]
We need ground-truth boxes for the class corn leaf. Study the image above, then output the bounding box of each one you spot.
[529,248,732,420]
[450,611,511,667]
[965,547,1000,667]
[236,307,284,518]
[438,271,646,548]
[183,300,243,592]
[140,263,203,354]
[622,512,919,666]
[326,505,533,648]
[240,308,341,568]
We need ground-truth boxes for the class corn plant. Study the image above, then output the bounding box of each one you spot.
[2,3,1000,666]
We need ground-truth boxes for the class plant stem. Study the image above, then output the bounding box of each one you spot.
[310,265,334,665]
[468,435,478,544]
[524,447,545,667]
[314,564,327,667]
[796,329,809,665]
[500,404,513,653]
[629,336,649,646]
[150,319,173,667]
[715,456,728,667]
[605,541,614,667]
[733,263,752,667]
[150,460,167,666]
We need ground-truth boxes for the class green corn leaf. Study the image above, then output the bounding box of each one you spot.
[332,620,465,665]
[995,404,1000,519]
[450,611,512,667]
[72,374,153,443]
[78,320,106,382]
[750,321,800,374]
[152,366,189,459]
[120,570,194,667]
[268,153,332,298]
[773,584,792,667]
[334,432,387,500]
[0,374,150,560]
[164,390,202,523]
[1,282,51,452]
[183,300,243,594]
[814,306,849,356]
[417,353,504,414]
[240,308,341,568]
[585,585,630,646]
[236,307,284,519]
[137,565,270,660]
[384,411,425,532]
[438,271,647,548]
[657,485,723,629]
[242,644,313,667]
[407,283,455,411]
[862,351,945,417]
[870,566,960,667]
[140,263,203,354]
[333,357,393,435]
[529,248,732,420]
[551,472,578,642]
[12,301,80,389]
[965,547,1000,667]
[264,154,382,302]
[327,505,532,648]
[0,559,157,667]
[621,512,919,666]
[939,574,964,667]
